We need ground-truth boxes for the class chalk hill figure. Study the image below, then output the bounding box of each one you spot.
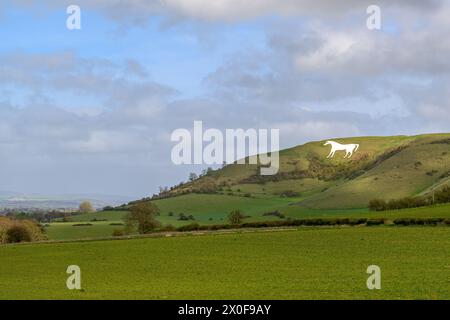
[324,140,359,158]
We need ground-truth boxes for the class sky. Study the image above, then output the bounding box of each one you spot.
[0,0,449,198]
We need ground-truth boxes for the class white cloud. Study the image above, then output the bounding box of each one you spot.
[3,0,443,23]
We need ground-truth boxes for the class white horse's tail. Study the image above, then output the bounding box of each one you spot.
[354,144,359,152]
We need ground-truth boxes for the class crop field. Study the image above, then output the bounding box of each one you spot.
[1,226,449,299]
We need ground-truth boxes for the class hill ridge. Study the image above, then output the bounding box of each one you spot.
[147,133,450,210]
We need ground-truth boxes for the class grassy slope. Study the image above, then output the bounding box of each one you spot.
[302,134,450,208]
[1,227,449,299]
[169,133,450,209]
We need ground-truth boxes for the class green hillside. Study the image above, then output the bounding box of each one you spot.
[162,133,450,209]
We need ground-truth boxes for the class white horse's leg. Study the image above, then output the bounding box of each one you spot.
[327,149,333,158]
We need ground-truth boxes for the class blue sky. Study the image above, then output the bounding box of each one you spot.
[0,3,268,100]
[0,1,449,197]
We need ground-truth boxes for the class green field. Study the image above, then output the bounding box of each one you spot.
[46,197,450,241]
[1,227,449,299]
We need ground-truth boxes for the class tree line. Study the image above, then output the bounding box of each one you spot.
[369,186,450,211]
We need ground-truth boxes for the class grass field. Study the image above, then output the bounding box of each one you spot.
[45,221,124,240]
[45,195,450,241]
[0,226,449,299]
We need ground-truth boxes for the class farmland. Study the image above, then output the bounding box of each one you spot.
[0,226,449,299]
[45,198,450,241]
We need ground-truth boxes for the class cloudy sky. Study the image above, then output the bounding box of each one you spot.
[0,0,449,198]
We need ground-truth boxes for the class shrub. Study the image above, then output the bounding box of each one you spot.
[262,211,285,219]
[178,213,187,220]
[228,209,245,225]
[279,190,301,197]
[368,199,387,211]
[435,186,450,203]
[366,218,385,226]
[394,218,446,226]
[6,224,31,243]
[393,218,411,226]
[21,220,46,241]
[112,229,125,237]
[0,217,45,243]
[177,223,200,232]
[348,218,367,225]
[160,224,176,232]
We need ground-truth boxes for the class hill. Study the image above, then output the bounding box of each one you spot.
[45,133,450,242]
[156,133,450,209]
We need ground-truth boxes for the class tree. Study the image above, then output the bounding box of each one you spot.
[125,202,161,234]
[79,201,94,214]
[228,209,245,225]
[368,199,387,211]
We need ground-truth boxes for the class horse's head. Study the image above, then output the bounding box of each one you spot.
[324,140,332,146]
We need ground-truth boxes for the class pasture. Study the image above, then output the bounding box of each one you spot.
[0,227,449,299]
[45,195,450,241]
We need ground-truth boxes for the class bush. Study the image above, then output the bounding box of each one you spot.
[0,217,46,243]
[279,190,301,197]
[112,229,126,237]
[366,218,385,226]
[262,211,285,219]
[394,218,446,226]
[178,213,189,221]
[160,224,176,232]
[228,209,245,225]
[369,186,450,212]
[368,199,387,211]
[6,224,31,243]
[177,223,200,232]
[21,220,46,241]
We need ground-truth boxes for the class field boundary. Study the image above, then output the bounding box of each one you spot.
[2,220,449,247]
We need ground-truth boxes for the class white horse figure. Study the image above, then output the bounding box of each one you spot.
[324,140,359,158]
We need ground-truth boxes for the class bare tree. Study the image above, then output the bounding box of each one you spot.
[79,201,94,214]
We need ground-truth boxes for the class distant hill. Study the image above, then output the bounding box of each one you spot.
[161,133,450,209]
[0,193,133,211]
